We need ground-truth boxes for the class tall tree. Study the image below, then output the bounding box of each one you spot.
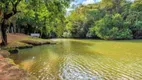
[0,0,21,45]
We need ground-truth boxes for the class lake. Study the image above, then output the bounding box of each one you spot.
[10,39,142,80]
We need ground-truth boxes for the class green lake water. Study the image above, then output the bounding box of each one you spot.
[10,39,142,80]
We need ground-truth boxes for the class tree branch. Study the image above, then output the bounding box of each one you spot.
[4,0,22,20]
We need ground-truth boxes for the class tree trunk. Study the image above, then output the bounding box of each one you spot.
[0,0,21,46]
[1,20,7,46]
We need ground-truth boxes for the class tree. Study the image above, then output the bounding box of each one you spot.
[65,6,88,38]
[126,0,142,38]
[65,4,101,38]
[0,0,71,45]
[0,0,22,45]
[94,14,132,40]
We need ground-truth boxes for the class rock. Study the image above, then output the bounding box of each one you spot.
[9,49,19,54]
[21,40,51,46]
[0,58,38,80]
[0,55,4,60]
[0,50,10,58]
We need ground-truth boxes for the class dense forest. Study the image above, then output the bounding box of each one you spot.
[0,0,142,45]
[65,0,142,40]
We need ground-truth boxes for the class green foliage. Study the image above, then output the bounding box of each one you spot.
[65,0,141,40]
[7,0,71,38]
[131,0,142,12]
[94,14,132,40]
[65,4,103,38]
[63,31,72,38]
[1,0,141,40]
[65,9,88,38]
[125,0,142,39]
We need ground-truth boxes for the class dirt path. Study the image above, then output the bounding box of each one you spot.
[0,33,30,43]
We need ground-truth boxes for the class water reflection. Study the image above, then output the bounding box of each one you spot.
[10,39,142,80]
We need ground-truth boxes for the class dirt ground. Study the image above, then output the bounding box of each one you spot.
[0,33,30,43]
[0,33,39,80]
[0,33,29,43]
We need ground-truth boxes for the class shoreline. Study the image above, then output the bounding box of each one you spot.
[0,50,38,80]
[0,38,55,80]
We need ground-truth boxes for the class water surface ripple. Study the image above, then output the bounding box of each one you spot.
[10,39,142,80]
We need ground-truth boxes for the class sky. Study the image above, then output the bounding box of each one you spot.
[80,0,101,5]
[70,0,101,9]
[66,0,101,15]
[71,0,100,5]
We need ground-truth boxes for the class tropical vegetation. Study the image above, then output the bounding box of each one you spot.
[0,0,142,45]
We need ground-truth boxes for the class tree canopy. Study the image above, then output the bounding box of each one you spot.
[64,0,142,39]
[0,0,71,45]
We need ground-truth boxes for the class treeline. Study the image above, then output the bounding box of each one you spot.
[0,0,70,40]
[64,0,142,40]
[1,0,142,41]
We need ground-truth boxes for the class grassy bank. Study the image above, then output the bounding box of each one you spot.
[0,33,54,80]
[0,33,54,50]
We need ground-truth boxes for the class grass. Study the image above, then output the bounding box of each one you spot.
[1,34,52,50]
